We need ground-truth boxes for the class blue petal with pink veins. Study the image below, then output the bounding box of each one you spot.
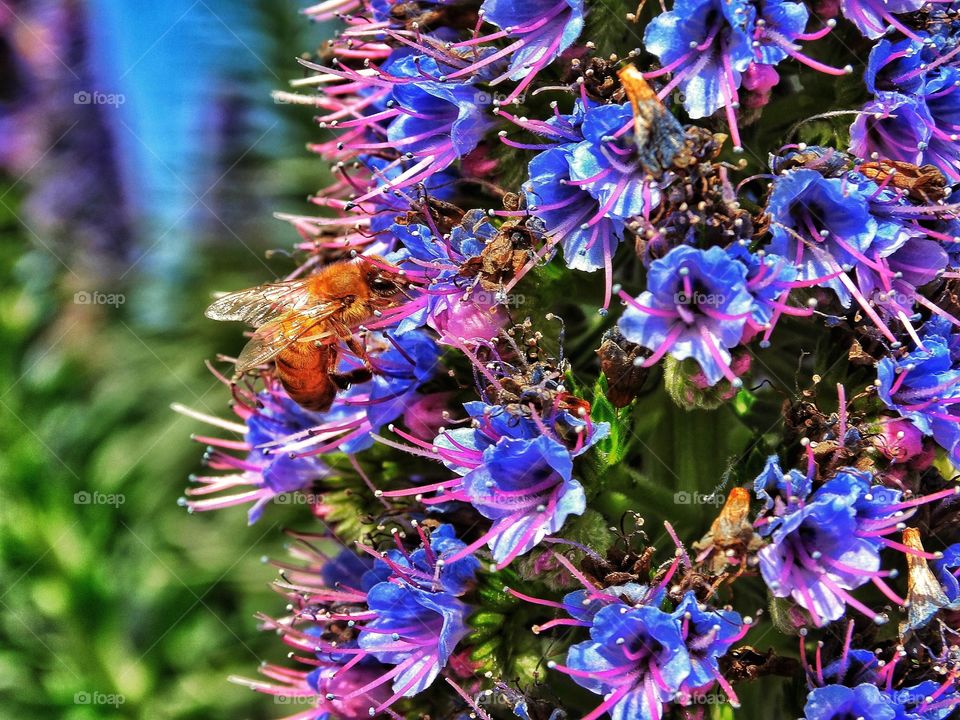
[644,0,755,119]
[480,0,584,81]
[803,684,897,720]
[766,169,878,305]
[527,145,626,272]
[359,581,468,695]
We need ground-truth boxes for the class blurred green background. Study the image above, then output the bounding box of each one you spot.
[0,1,334,717]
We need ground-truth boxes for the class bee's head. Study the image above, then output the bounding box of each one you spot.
[361,256,407,298]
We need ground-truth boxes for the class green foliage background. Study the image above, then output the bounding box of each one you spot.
[0,4,339,717]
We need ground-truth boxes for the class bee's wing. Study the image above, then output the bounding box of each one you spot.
[234,301,345,374]
[205,277,316,327]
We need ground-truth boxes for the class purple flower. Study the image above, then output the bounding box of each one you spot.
[803,684,897,720]
[559,603,692,720]
[877,323,960,465]
[618,245,755,386]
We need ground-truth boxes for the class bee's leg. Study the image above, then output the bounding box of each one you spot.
[343,334,377,372]
[330,368,373,389]
[328,336,374,388]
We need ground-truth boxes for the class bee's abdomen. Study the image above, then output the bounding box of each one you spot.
[275,343,337,412]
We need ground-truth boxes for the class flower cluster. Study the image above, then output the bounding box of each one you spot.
[179,0,960,717]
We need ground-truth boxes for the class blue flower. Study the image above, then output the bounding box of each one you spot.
[389,214,510,342]
[887,680,960,719]
[935,542,960,603]
[877,321,960,464]
[865,38,926,95]
[526,145,627,273]
[184,330,441,522]
[619,245,755,386]
[479,0,584,82]
[758,471,884,625]
[728,243,799,329]
[569,103,663,220]
[850,93,932,167]
[562,603,692,720]
[839,0,925,39]
[803,684,897,720]
[751,0,811,66]
[644,0,755,120]
[766,169,888,305]
[671,591,744,691]
[358,580,470,696]
[752,455,810,523]
[462,435,586,565]
[387,58,494,169]
[367,523,481,594]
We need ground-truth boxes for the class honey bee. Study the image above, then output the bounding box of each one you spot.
[205,255,409,411]
[617,63,686,173]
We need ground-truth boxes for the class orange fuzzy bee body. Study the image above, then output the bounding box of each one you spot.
[205,256,408,411]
